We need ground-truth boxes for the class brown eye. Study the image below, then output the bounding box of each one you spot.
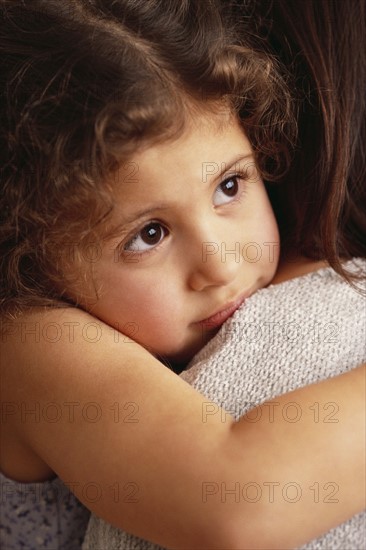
[213,177,240,205]
[222,178,238,196]
[124,222,167,252]
[140,223,163,245]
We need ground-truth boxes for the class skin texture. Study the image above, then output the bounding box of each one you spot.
[83,114,279,365]
[1,114,365,549]
[1,310,365,549]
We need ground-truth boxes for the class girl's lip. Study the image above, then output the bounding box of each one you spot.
[198,295,246,329]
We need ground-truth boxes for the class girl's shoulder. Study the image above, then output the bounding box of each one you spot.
[1,305,130,374]
[1,305,112,348]
[0,305,151,482]
[1,308,94,480]
[1,307,113,355]
[1,306,122,405]
[1,304,150,407]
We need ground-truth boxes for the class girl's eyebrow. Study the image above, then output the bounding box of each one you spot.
[119,205,171,226]
[208,152,255,185]
[114,152,254,230]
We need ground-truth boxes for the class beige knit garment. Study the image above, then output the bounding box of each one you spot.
[83,259,366,550]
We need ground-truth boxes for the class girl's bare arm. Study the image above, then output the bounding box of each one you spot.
[2,307,365,550]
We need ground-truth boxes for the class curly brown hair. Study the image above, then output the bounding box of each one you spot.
[0,0,295,318]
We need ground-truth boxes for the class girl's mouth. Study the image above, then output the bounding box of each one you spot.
[197,295,246,329]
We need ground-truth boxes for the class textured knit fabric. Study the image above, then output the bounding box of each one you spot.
[0,470,90,549]
[82,259,365,549]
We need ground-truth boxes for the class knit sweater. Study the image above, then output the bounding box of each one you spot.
[82,258,366,550]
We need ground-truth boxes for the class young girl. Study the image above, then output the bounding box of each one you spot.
[1,1,365,549]
[82,3,366,547]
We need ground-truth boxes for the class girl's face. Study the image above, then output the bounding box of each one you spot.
[85,114,279,363]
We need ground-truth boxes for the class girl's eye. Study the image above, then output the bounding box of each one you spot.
[123,222,167,252]
[213,176,240,206]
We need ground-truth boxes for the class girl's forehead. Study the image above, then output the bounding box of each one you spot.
[134,101,235,152]
[184,102,235,134]
[130,110,246,166]
[111,113,252,205]
[99,109,254,240]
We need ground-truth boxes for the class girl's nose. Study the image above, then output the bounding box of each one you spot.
[187,240,241,292]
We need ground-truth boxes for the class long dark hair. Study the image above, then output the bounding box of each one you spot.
[226,0,366,283]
